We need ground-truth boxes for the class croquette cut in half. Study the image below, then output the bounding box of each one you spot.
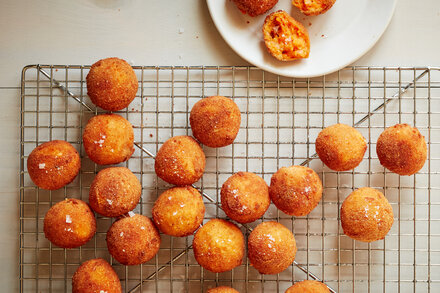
[155,136,206,186]
[341,187,394,243]
[87,57,138,111]
[269,166,323,217]
[72,258,122,293]
[44,198,96,249]
[89,167,142,217]
[152,186,205,237]
[193,219,245,273]
[315,124,367,171]
[285,280,330,293]
[292,0,336,16]
[232,0,278,17]
[263,10,310,61]
[190,96,241,148]
[83,113,134,165]
[248,221,297,274]
[27,140,80,190]
[221,172,270,223]
[208,286,240,293]
[376,123,427,176]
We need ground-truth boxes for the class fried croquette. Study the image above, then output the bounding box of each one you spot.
[83,113,134,165]
[285,280,330,293]
[263,11,310,61]
[248,221,296,274]
[376,123,427,175]
[292,0,336,16]
[341,187,394,242]
[152,186,205,237]
[87,57,138,111]
[72,258,122,293]
[221,172,270,223]
[269,166,322,217]
[193,219,244,273]
[89,167,141,217]
[208,286,240,293]
[106,214,160,265]
[315,124,367,171]
[43,198,96,248]
[232,0,278,16]
[155,136,206,186]
[27,140,80,190]
[190,96,241,148]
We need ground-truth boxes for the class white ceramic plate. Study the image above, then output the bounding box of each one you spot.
[207,0,397,78]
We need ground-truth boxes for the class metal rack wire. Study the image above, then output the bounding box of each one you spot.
[19,65,440,293]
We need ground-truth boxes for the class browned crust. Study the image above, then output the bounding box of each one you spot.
[315,124,367,171]
[72,258,122,293]
[106,214,161,265]
[43,198,96,248]
[190,96,241,148]
[292,0,336,16]
[221,172,270,223]
[269,166,323,217]
[152,186,205,237]
[87,57,138,111]
[285,280,330,293]
[376,123,427,175]
[207,286,240,293]
[341,187,394,242]
[192,219,244,273]
[247,221,296,274]
[27,140,80,190]
[89,167,141,217]
[263,10,310,61]
[154,135,206,185]
[83,113,134,165]
[232,0,278,17]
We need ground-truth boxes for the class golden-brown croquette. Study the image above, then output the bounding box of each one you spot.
[193,219,244,273]
[269,166,322,217]
[152,186,205,237]
[292,0,336,16]
[155,136,206,186]
[72,258,122,293]
[87,57,138,111]
[232,0,278,16]
[285,280,330,293]
[27,140,80,190]
[315,124,367,171]
[89,167,141,217]
[106,214,160,265]
[190,96,241,148]
[83,113,134,165]
[376,123,427,175]
[43,198,96,248]
[208,286,240,293]
[341,187,394,242]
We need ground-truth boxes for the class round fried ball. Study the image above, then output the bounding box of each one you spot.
[232,0,278,17]
[341,187,394,242]
[190,96,241,148]
[376,123,427,175]
[221,172,270,223]
[193,219,244,273]
[44,198,96,248]
[89,167,141,217]
[27,140,80,190]
[285,280,329,293]
[292,0,336,16]
[106,214,160,265]
[248,221,296,274]
[155,136,206,186]
[152,186,205,237]
[269,166,323,217]
[72,258,122,293]
[83,113,134,165]
[87,57,138,111]
[208,286,240,293]
[315,124,367,171]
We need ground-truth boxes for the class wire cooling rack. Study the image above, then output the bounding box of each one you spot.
[19,65,440,293]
